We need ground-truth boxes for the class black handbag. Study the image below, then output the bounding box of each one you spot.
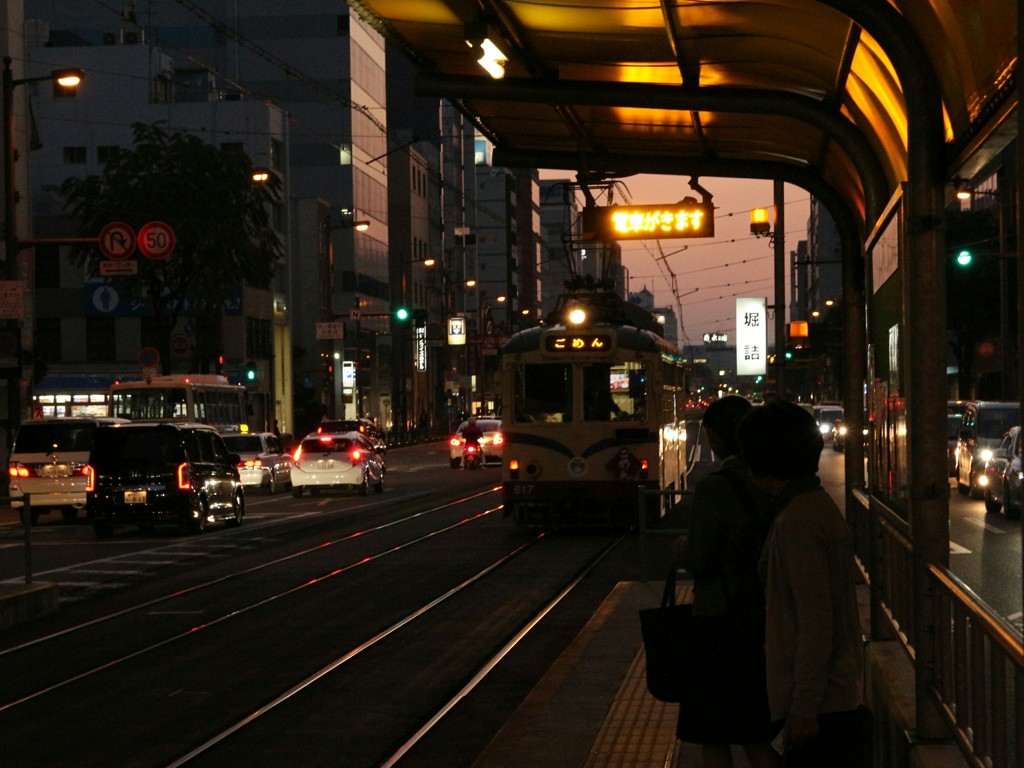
[638,565,695,703]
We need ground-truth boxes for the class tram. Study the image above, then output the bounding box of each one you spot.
[500,289,688,528]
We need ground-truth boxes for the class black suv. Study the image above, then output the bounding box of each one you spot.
[87,423,244,537]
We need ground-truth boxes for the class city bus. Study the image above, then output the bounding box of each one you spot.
[108,374,251,433]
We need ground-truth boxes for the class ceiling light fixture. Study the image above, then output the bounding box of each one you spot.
[465,23,508,79]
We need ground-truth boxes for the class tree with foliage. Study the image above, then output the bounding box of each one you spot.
[61,123,283,374]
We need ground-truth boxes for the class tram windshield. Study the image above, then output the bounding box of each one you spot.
[513,362,648,423]
[515,364,573,422]
[583,362,646,421]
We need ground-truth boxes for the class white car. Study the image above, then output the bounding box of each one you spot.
[8,416,129,523]
[222,432,293,494]
[290,432,385,497]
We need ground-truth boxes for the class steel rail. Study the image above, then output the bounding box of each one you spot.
[0,504,502,713]
[0,487,496,658]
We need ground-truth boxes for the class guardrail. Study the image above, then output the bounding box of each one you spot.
[847,487,1024,768]
[928,566,1024,768]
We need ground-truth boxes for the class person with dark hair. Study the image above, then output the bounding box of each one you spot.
[737,400,866,767]
[677,395,778,768]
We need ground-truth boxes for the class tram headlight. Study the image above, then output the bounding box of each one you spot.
[568,307,586,325]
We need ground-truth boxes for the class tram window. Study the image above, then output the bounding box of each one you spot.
[584,363,647,421]
[515,364,572,423]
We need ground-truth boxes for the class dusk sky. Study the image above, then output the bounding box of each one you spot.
[549,173,811,348]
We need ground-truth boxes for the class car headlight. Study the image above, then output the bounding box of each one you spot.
[838,426,848,436]
[980,449,994,463]
[819,424,830,435]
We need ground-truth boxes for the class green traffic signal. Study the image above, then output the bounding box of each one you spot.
[955,249,973,267]
[395,307,410,321]
[244,361,257,382]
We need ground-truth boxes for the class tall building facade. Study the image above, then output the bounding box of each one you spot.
[21,25,286,430]
[24,0,390,434]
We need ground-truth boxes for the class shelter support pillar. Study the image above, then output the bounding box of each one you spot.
[903,130,950,742]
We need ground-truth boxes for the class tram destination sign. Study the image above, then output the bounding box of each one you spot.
[544,332,613,353]
[582,201,714,240]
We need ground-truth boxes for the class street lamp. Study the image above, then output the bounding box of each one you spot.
[3,56,83,439]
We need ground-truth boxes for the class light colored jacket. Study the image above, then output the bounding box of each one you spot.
[760,476,863,720]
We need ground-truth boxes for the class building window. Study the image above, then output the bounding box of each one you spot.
[63,146,86,164]
[86,318,116,362]
[35,318,61,363]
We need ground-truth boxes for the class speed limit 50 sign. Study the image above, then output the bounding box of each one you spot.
[137,221,176,260]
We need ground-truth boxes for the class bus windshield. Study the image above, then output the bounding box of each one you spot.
[111,388,188,421]
[108,375,250,432]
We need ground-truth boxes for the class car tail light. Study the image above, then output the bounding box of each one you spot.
[350,449,363,465]
[177,462,192,491]
[293,446,303,462]
[639,458,650,479]
[449,437,461,448]
[492,433,504,446]
[240,458,263,468]
[8,463,33,478]
[84,465,95,493]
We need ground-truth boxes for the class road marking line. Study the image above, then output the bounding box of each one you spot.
[963,518,1006,533]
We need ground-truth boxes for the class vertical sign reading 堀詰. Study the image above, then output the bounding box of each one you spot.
[736,298,767,376]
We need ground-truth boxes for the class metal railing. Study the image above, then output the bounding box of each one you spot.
[928,566,1024,768]
[848,488,1024,768]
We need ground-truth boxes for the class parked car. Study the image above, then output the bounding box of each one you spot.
[87,422,244,537]
[222,432,293,493]
[448,418,503,468]
[981,426,1022,518]
[316,418,387,468]
[814,405,843,444]
[955,401,1020,497]
[8,416,129,523]
[290,432,385,497]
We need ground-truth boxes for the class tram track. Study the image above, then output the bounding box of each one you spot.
[0,445,633,768]
[0,486,498,659]
[164,530,625,768]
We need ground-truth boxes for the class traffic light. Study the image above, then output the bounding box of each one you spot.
[394,306,410,322]
[955,249,973,267]
[244,361,257,383]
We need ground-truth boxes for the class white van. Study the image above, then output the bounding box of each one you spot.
[8,417,128,523]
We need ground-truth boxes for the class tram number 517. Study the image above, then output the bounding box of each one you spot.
[512,485,534,496]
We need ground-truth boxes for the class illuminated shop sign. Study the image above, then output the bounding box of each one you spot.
[544,333,613,352]
[582,201,714,240]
